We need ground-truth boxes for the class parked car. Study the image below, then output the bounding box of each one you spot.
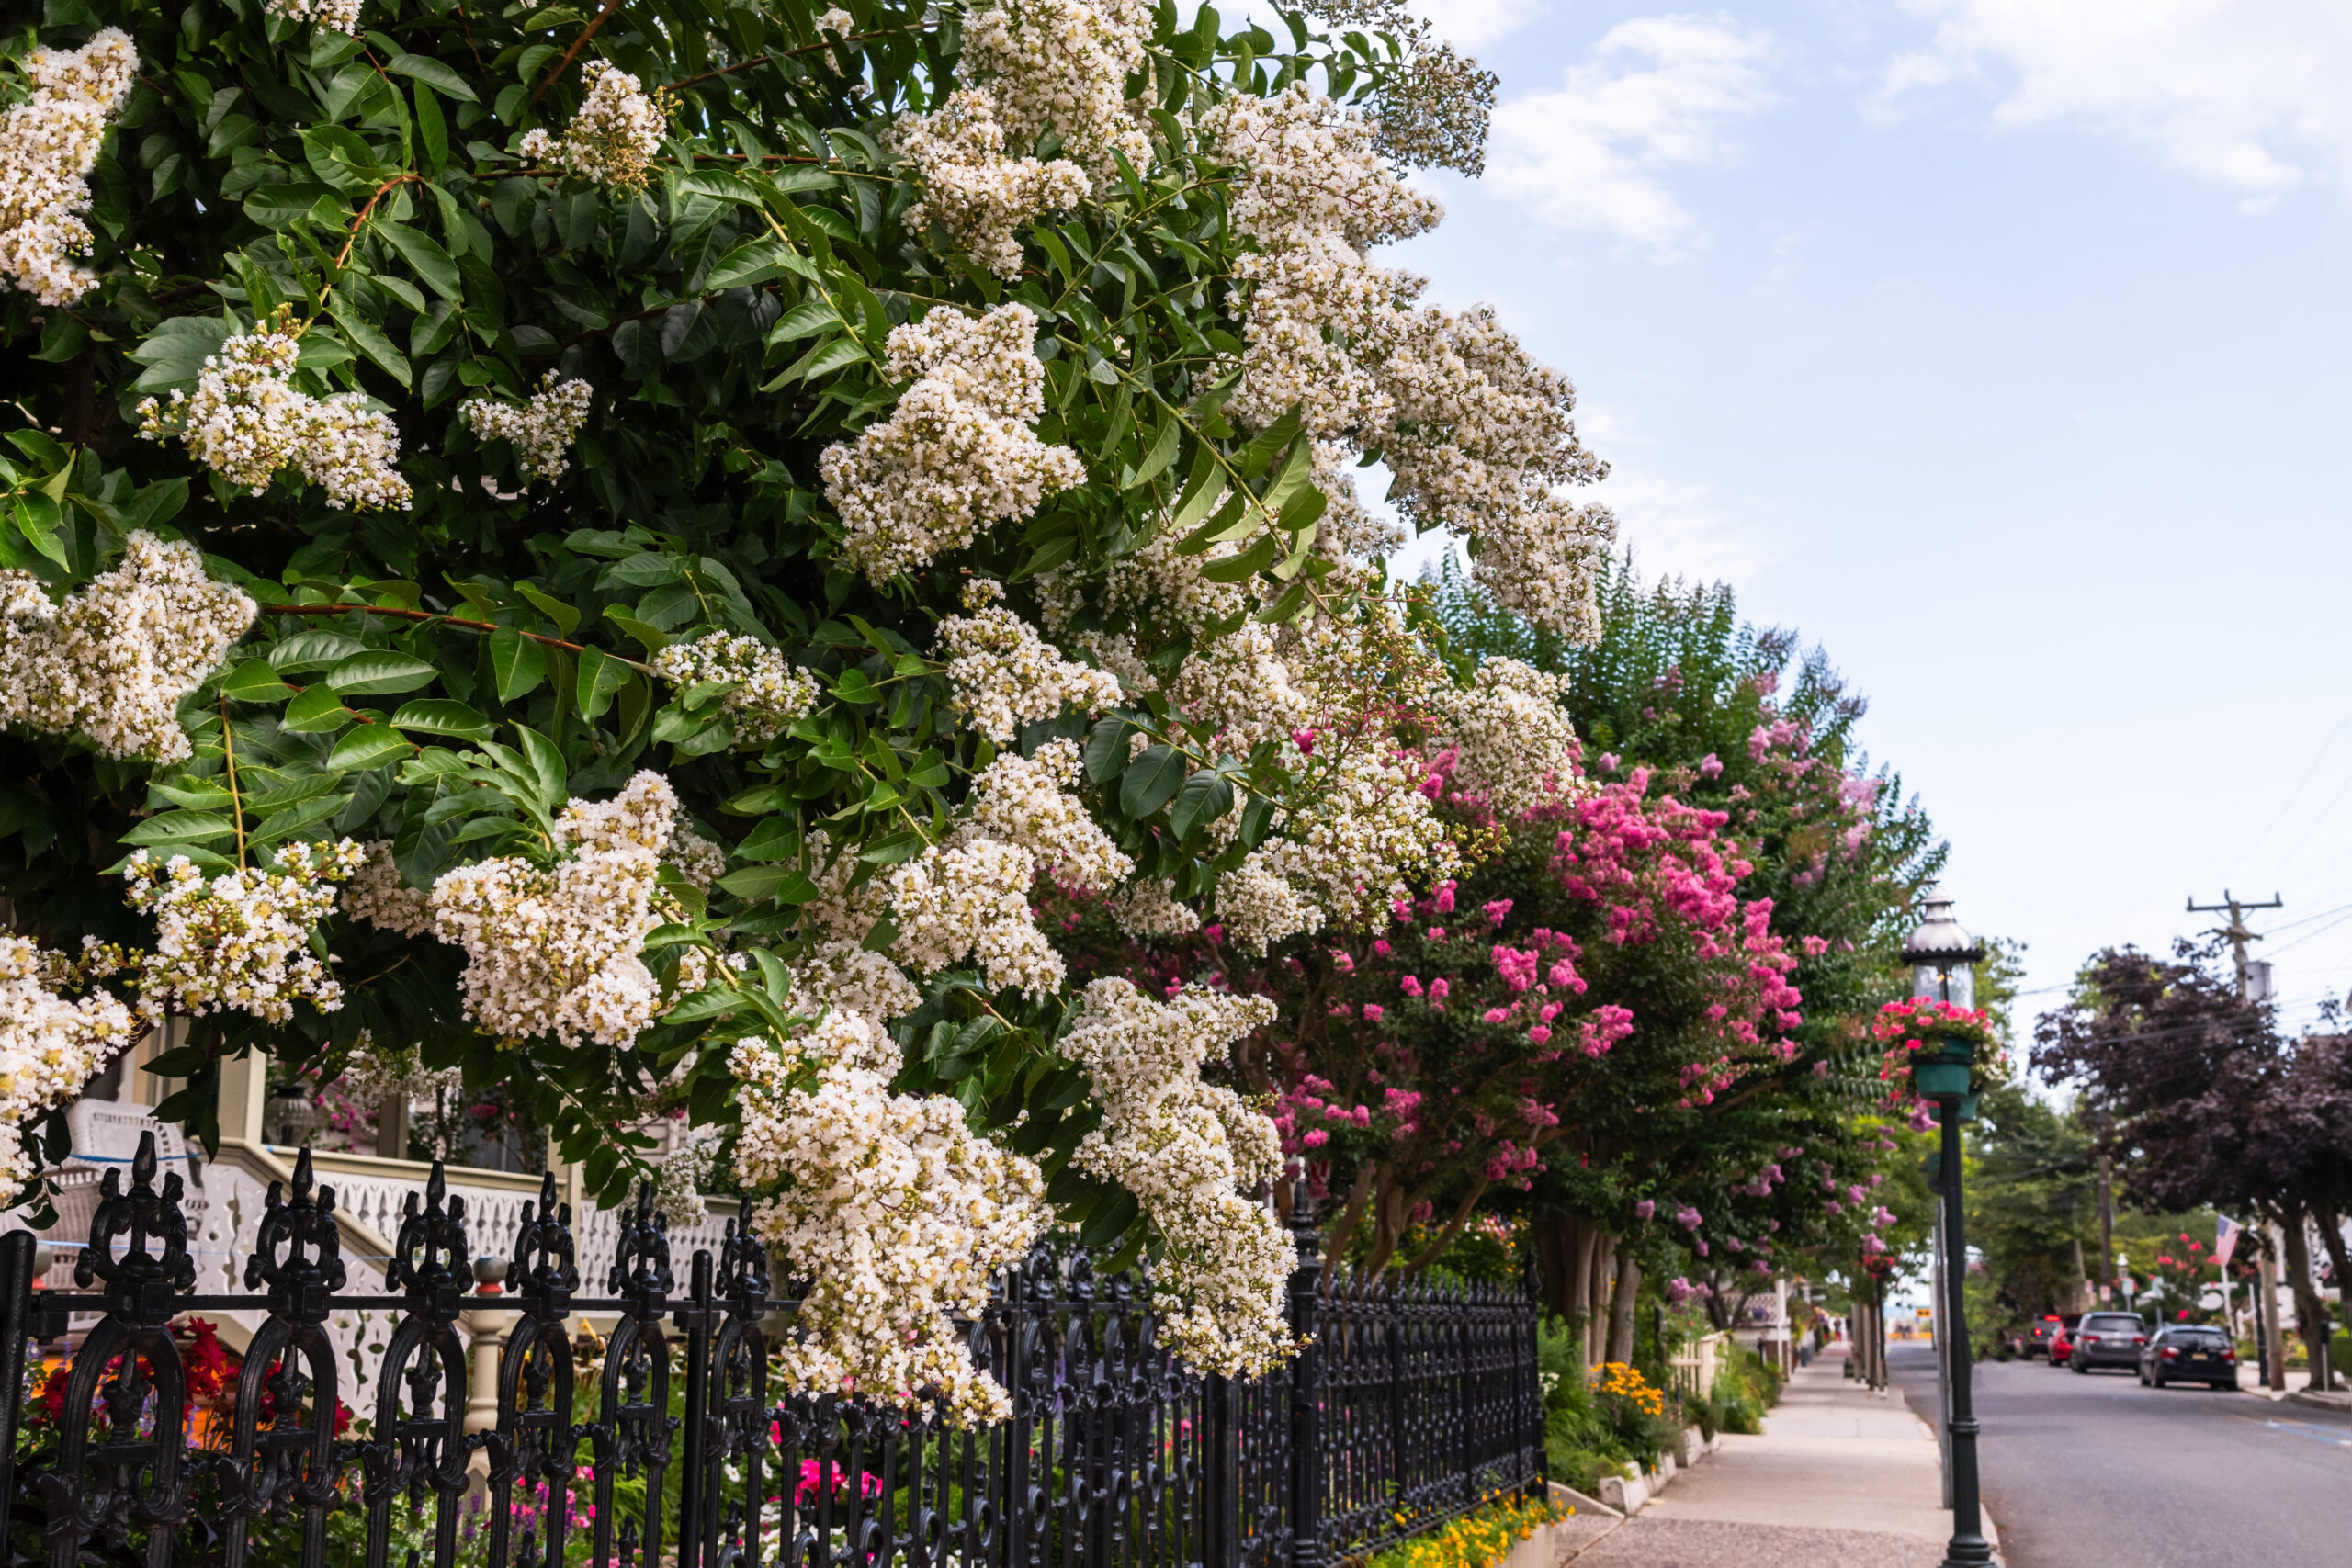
[2070,1311,2149,1373]
[2027,1315,2067,1359]
[2050,1325,2074,1366]
[2139,1325,2238,1390]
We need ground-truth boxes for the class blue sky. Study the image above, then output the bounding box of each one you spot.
[1364,1,2352,1038]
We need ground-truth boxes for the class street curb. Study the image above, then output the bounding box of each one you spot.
[1548,1481,1622,1520]
[2283,1388,2352,1414]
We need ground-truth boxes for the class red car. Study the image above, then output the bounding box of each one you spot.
[2051,1325,2074,1366]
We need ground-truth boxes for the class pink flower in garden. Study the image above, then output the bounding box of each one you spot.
[1291,728,1317,755]
[1363,1004,1384,1021]
[1698,753,1723,779]
[1302,1130,1329,1147]
[1483,1008,1511,1024]
[1675,1206,1702,1230]
[1527,1025,1552,1045]
[1634,1200,1656,1221]
[1483,899,1514,927]
[1399,975,1424,998]
[1373,940,1393,957]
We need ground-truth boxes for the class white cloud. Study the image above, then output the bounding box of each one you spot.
[1485,14,1779,249]
[1880,1,2352,200]
[1418,0,1548,53]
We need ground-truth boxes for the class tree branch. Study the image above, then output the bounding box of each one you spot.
[530,0,625,106]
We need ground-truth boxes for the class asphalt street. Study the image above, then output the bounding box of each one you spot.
[1886,1340,2352,1568]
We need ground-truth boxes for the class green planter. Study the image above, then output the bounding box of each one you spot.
[1914,1061,1972,1098]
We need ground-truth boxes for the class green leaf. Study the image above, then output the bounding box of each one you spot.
[218,658,297,703]
[128,315,232,394]
[513,726,569,809]
[390,699,492,741]
[1120,744,1186,818]
[280,686,357,733]
[703,237,792,290]
[733,817,800,861]
[1121,416,1182,491]
[247,792,356,847]
[385,52,479,102]
[489,628,548,702]
[575,646,630,719]
[1198,532,1279,583]
[12,495,69,570]
[325,650,440,695]
[375,221,463,303]
[1168,769,1235,841]
[325,726,415,771]
[121,811,238,845]
[715,863,818,903]
[269,630,365,671]
[514,582,580,637]
[1082,716,1131,784]
[325,296,412,389]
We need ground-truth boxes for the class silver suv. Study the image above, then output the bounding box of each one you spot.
[2070,1311,2148,1373]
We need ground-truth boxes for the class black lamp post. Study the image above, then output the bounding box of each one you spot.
[1904,894,1992,1568]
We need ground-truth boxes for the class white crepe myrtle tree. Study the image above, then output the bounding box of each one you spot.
[0,0,1612,1421]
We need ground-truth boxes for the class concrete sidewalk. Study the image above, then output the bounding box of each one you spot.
[1559,1345,2000,1567]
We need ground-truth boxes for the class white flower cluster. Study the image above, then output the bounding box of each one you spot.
[1060,980,1292,1377]
[137,326,413,512]
[936,581,1123,745]
[336,1034,462,1109]
[894,91,1088,279]
[0,936,137,1206]
[650,1120,722,1221]
[1106,877,1201,938]
[815,6,858,36]
[122,840,367,1023]
[960,739,1132,893]
[1218,743,1457,952]
[460,373,594,483]
[341,840,433,936]
[1431,657,1586,818]
[1200,84,1611,640]
[649,632,820,747]
[662,819,727,893]
[893,0,1148,274]
[518,62,667,191]
[960,0,1153,182]
[0,531,256,765]
[426,772,681,1048]
[820,306,1084,581]
[0,28,137,305]
[788,939,923,1025]
[265,0,366,34]
[729,1012,1047,1425]
[798,829,891,943]
[888,836,1063,999]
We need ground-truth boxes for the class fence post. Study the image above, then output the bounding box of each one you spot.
[1287,1179,1322,1568]
[0,1229,29,1514]
[1524,1250,1545,1496]
[1204,1372,1240,1567]
[674,1248,717,1568]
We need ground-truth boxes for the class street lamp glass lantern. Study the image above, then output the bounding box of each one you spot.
[1903,893,1984,1010]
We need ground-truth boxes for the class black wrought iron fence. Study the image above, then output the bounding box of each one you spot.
[0,1136,1543,1568]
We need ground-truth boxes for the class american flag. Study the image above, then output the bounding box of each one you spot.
[2213,1214,2243,1271]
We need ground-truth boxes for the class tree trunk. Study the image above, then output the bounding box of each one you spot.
[2280,1210,2335,1392]
[1586,1232,1616,1372]
[1608,1256,1641,1365]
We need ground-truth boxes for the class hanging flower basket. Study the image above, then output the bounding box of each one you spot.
[1871,998,2010,1107]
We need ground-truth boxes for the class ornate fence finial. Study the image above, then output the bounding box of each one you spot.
[718,1198,769,1315]
[512,1168,580,1318]
[607,1179,673,1314]
[244,1145,347,1322]
[75,1129,195,1324]
[385,1158,470,1318]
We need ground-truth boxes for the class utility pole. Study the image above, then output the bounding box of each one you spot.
[2097,1153,2115,1302]
[2185,890,2283,1001]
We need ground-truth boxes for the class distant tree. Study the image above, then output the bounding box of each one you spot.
[2035,942,2352,1386]
[1964,1084,2096,1332]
